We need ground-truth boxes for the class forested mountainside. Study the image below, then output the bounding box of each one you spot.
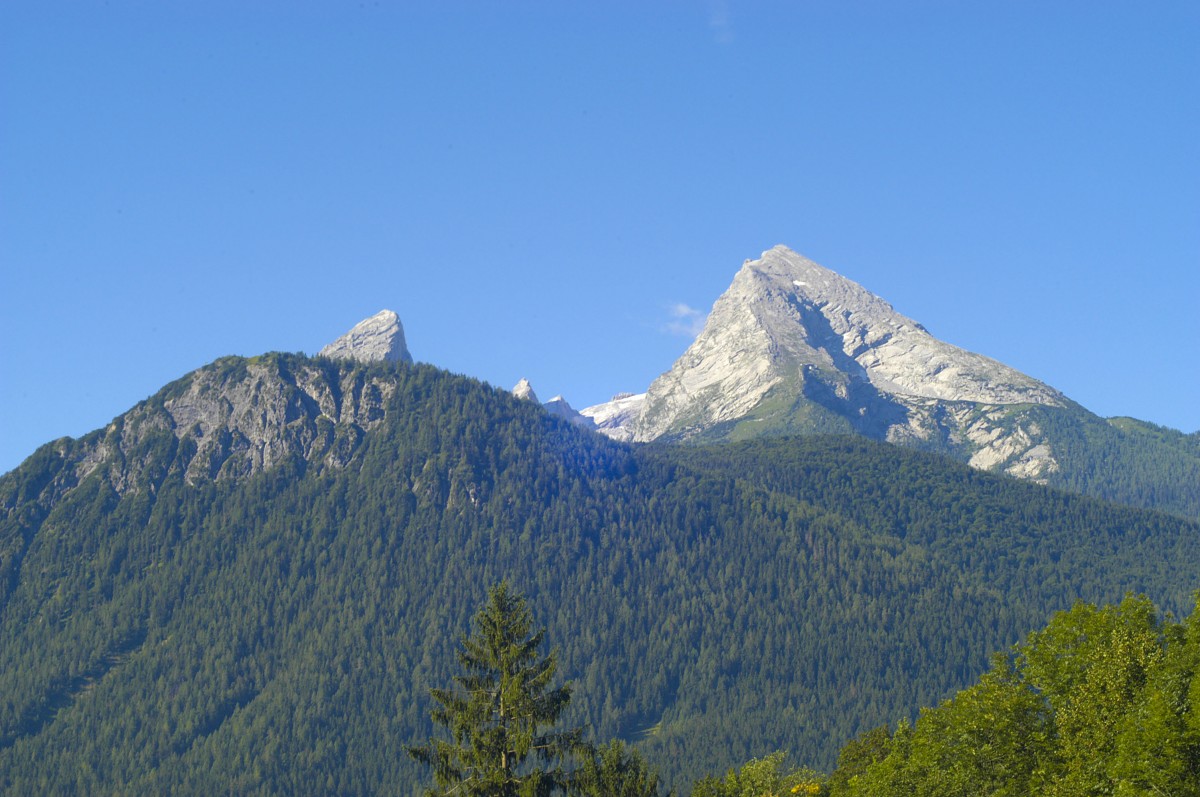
[663,433,1200,587]
[705,593,1200,796]
[1028,408,1200,521]
[1,353,1198,794]
[667,400,1200,524]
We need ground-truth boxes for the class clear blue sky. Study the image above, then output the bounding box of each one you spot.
[2,1,1197,474]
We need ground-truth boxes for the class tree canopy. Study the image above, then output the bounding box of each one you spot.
[410,582,583,796]
[2,354,1198,792]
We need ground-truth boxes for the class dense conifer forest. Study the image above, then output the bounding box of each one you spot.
[712,593,1200,797]
[1028,407,1200,521]
[1,355,1197,793]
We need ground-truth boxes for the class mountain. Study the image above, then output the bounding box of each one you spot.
[318,308,412,364]
[582,392,645,443]
[512,378,596,429]
[588,245,1070,472]
[3,335,1200,793]
[512,376,541,403]
[582,246,1200,520]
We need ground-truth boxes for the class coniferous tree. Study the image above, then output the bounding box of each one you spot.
[571,739,661,797]
[409,582,584,796]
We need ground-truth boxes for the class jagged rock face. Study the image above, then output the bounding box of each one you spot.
[72,356,398,494]
[542,395,596,429]
[319,310,413,364]
[615,245,1071,480]
[512,378,540,403]
[510,379,593,429]
[581,393,646,442]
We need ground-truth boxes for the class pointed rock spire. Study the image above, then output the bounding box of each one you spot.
[512,378,540,403]
[630,245,1067,442]
[543,395,597,430]
[319,310,412,364]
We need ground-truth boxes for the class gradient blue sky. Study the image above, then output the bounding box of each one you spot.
[3,1,1198,474]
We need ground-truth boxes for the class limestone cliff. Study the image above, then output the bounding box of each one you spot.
[592,246,1073,480]
[318,309,412,364]
[55,354,404,500]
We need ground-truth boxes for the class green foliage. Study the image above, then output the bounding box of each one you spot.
[691,751,821,797]
[0,355,1198,793]
[409,582,583,796]
[571,739,662,797]
[838,594,1200,797]
[823,726,890,796]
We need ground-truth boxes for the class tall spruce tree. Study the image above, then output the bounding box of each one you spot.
[409,582,584,796]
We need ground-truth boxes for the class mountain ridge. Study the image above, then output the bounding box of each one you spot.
[3,350,1199,793]
[602,246,1069,459]
[577,246,1198,518]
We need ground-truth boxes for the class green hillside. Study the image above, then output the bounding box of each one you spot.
[1033,407,1200,521]
[703,593,1200,796]
[832,593,1200,796]
[675,394,1200,523]
[1,354,1197,794]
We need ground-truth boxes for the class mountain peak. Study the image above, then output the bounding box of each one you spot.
[739,245,901,324]
[629,246,1068,470]
[512,378,540,403]
[319,310,413,364]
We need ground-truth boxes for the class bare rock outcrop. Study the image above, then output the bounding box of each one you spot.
[597,245,1071,479]
[580,393,645,442]
[319,310,412,364]
[72,355,399,494]
[512,378,540,403]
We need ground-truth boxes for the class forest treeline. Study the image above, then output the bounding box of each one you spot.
[1,354,1198,793]
[708,592,1200,797]
[398,583,1200,795]
[1028,407,1200,522]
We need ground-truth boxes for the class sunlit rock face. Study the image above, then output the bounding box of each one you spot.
[512,378,540,403]
[580,393,645,443]
[605,246,1070,480]
[319,310,413,364]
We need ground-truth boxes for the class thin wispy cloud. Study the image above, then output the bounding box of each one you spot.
[708,0,733,44]
[664,303,708,337]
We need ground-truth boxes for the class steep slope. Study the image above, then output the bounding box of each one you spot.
[512,378,596,429]
[318,308,412,363]
[636,246,1063,432]
[2,353,1199,793]
[583,246,1199,519]
[626,245,1069,479]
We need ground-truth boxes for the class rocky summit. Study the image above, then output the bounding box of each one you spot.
[581,393,645,443]
[511,378,540,404]
[512,378,595,429]
[318,309,413,364]
[584,245,1075,480]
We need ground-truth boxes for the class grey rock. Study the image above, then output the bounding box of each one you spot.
[319,310,413,364]
[74,356,398,493]
[580,393,646,442]
[512,379,594,429]
[512,378,540,403]
[599,245,1073,479]
[634,245,1065,441]
[543,395,597,430]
